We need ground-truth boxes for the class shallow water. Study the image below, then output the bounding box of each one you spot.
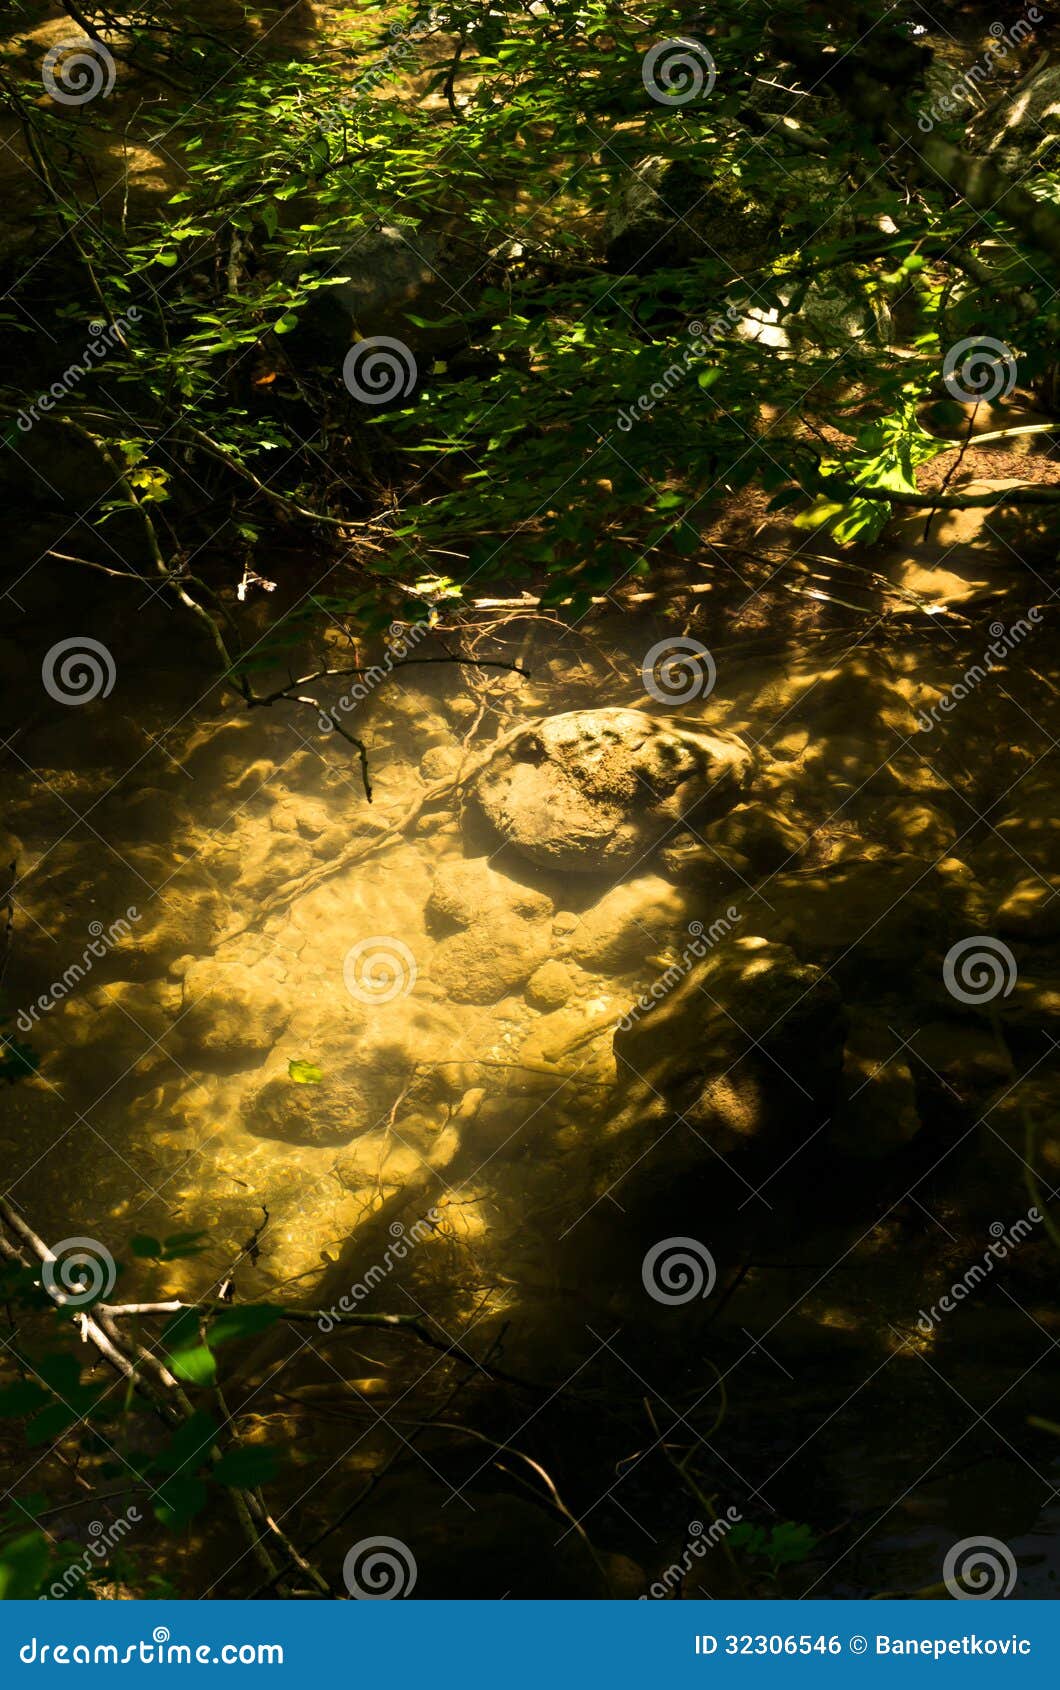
[2,557,1058,1597]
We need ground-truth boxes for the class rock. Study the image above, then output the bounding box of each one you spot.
[967,64,1060,171]
[248,997,464,1145]
[614,935,846,1153]
[431,914,552,1005]
[996,876,1060,940]
[703,803,806,874]
[749,857,988,987]
[603,157,884,350]
[834,1011,922,1158]
[420,745,463,782]
[526,959,576,1010]
[427,856,553,931]
[291,222,467,361]
[176,960,289,1064]
[737,269,887,355]
[567,875,689,972]
[470,709,751,874]
[248,1071,384,1148]
[875,798,957,857]
[604,158,774,276]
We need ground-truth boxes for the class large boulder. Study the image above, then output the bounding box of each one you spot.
[604,158,774,276]
[430,915,552,1005]
[291,222,468,362]
[602,156,880,363]
[469,709,751,874]
[967,64,1060,172]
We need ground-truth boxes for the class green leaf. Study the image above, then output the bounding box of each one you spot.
[170,1344,216,1387]
[153,1410,221,1476]
[154,1475,209,1529]
[0,1531,51,1600]
[210,1445,279,1487]
[0,1381,49,1417]
[208,1304,281,1346]
[162,1310,216,1386]
[288,1058,323,1084]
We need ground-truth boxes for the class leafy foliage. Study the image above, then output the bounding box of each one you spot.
[0,0,1055,650]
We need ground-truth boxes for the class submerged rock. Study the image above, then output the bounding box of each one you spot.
[614,934,846,1154]
[567,874,690,972]
[176,959,290,1064]
[469,708,751,874]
